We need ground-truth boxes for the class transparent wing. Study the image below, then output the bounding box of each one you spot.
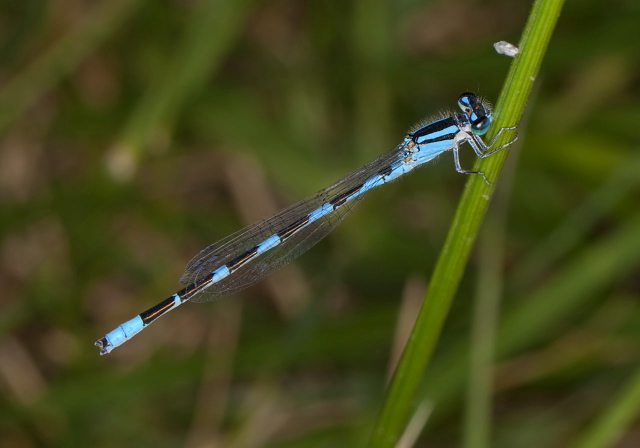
[180,142,407,302]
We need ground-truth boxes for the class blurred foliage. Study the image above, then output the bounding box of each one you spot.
[0,0,639,447]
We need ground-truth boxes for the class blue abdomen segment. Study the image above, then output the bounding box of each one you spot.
[96,294,182,354]
[256,234,281,253]
[307,203,333,223]
[99,315,144,354]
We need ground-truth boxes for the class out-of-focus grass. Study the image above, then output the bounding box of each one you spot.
[1,1,640,447]
[570,366,640,448]
[106,0,255,181]
[0,0,143,133]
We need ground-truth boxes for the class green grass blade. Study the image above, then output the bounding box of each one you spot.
[368,0,566,446]
[570,367,640,448]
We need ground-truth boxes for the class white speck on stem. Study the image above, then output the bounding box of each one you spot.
[493,41,519,58]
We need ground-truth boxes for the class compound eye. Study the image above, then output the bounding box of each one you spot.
[471,116,490,135]
[457,93,476,113]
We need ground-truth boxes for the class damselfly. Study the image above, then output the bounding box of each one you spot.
[96,92,517,354]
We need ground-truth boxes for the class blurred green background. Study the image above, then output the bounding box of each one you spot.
[1,0,640,446]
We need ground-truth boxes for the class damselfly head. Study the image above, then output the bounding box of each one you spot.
[458,92,492,136]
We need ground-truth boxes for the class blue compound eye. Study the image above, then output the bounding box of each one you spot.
[457,93,477,114]
[471,116,490,135]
